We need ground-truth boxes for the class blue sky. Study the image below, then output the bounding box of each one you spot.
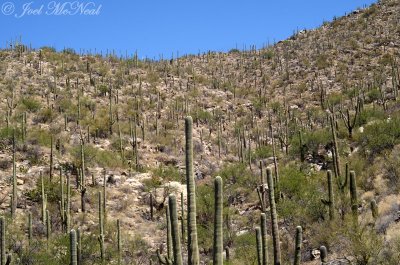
[0,0,377,59]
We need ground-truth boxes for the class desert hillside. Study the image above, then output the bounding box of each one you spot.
[1,0,400,264]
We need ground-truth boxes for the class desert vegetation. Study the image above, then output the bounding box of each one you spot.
[1,0,400,264]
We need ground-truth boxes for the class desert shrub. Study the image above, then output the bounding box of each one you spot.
[0,127,15,140]
[363,4,377,18]
[378,231,400,265]
[124,234,154,264]
[195,109,213,124]
[383,146,400,192]
[346,226,383,265]
[252,145,273,160]
[25,145,43,165]
[228,48,240,54]
[21,97,41,113]
[326,92,343,107]
[71,144,123,169]
[357,116,400,156]
[261,49,274,60]
[27,128,52,147]
[231,232,258,265]
[25,174,64,204]
[278,165,325,225]
[151,164,182,183]
[34,108,55,124]
[316,54,330,69]
[216,162,257,199]
[356,107,386,126]
[292,128,330,157]
[365,88,381,104]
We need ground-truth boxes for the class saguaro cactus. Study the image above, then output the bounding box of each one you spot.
[213,176,223,265]
[0,217,5,265]
[60,168,65,231]
[180,192,185,244]
[150,193,154,221]
[98,191,105,261]
[320,246,327,265]
[166,204,173,262]
[50,135,54,181]
[321,170,335,221]
[103,171,107,223]
[41,173,46,224]
[169,195,183,265]
[11,133,17,218]
[185,116,199,265]
[350,171,358,222]
[66,173,71,232]
[371,199,378,220]
[256,227,263,265]
[299,131,305,162]
[46,210,51,245]
[266,168,281,265]
[28,213,32,245]
[70,229,78,265]
[294,226,302,265]
[260,213,268,265]
[117,220,121,264]
[329,115,342,179]
[256,162,267,212]
[80,142,85,187]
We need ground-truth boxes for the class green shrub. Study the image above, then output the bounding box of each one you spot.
[216,162,257,198]
[356,107,386,126]
[278,165,325,224]
[21,97,41,112]
[357,117,400,156]
[253,145,273,160]
[151,164,182,183]
[291,128,330,157]
[70,144,123,169]
[27,128,52,147]
[231,232,258,265]
[25,174,64,204]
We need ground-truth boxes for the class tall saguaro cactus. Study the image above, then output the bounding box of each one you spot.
[180,192,185,245]
[11,132,17,218]
[60,168,65,231]
[256,227,263,265]
[321,170,335,221]
[66,173,71,232]
[117,220,121,265]
[260,213,268,265]
[329,115,341,179]
[70,229,78,265]
[185,116,199,265]
[41,173,46,224]
[166,204,173,262]
[98,191,105,261]
[28,213,32,245]
[266,168,281,265]
[50,135,54,181]
[350,171,358,223]
[294,226,302,265]
[0,217,5,265]
[213,176,223,265]
[169,195,183,265]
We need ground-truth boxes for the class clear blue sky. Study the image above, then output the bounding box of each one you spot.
[0,0,377,59]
